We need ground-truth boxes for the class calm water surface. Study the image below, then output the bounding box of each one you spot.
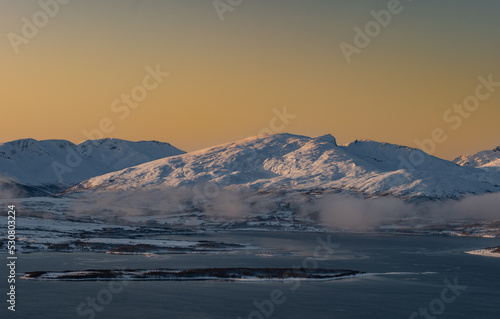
[1,232,499,318]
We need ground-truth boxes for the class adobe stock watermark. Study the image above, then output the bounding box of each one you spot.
[408,277,467,319]
[51,64,169,184]
[76,280,129,319]
[236,236,339,319]
[340,0,408,64]
[257,107,296,138]
[7,0,72,54]
[399,74,499,171]
[213,0,244,22]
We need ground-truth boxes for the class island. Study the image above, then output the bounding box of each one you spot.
[465,246,500,258]
[21,267,363,281]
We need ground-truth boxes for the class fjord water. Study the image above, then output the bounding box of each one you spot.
[2,232,499,318]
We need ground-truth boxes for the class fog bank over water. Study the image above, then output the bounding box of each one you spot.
[64,187,500,230]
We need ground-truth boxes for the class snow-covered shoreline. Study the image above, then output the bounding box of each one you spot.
[465,248,500,258]
[20,267,363,281]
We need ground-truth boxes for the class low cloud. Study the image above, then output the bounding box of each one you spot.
[318,194,412,230]
[317,193,500,230]
[63,186,500,230]
[0,178,24,199]
[425,193,500,221]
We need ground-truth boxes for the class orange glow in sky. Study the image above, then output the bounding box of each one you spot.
[1,0,499,159]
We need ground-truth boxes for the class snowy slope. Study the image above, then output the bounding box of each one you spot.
[481,158,500,168]
[70,134,500,200]
[0,138,185,189]
[454,146,500,168]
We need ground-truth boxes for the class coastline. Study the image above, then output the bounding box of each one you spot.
[465,247,500,258]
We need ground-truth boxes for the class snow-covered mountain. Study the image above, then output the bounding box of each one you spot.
[453,146,500,168]
[70,134,500,200]
[0,138,185,194]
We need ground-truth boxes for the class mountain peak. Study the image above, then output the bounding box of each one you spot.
[1,138,38,147]
[454,145,500,168]
[0,138,185,188]
[314,134,337,146]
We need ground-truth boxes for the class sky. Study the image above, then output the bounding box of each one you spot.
[0,0,499,159]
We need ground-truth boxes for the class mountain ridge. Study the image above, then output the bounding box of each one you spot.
[0,138,185,194]
[3,134,499,199]
[68,134,500,200]
[453,145,500,168]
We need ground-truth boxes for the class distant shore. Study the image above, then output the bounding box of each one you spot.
[21,267,362,281]
[465,246,500,258]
